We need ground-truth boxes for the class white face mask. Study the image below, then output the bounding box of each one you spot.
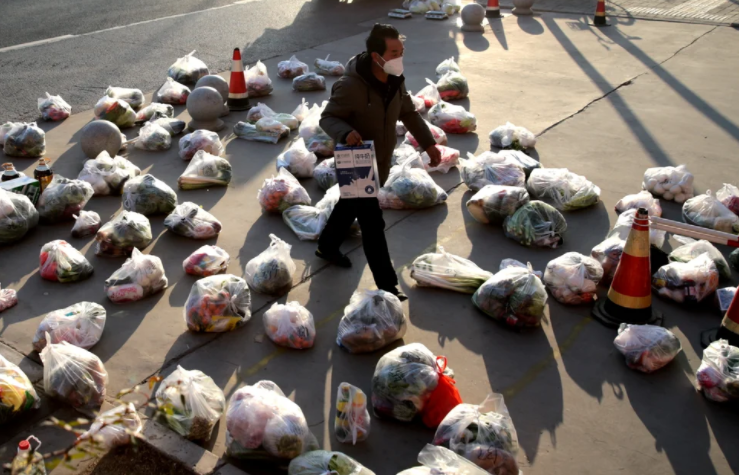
[376,56,404,76]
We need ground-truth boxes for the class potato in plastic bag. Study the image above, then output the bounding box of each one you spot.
[314,55,345,76]
[696,339,739,402]
[337,290,407,354]
[105,248,168,303]
[106,86,145,110]
[0,188,38,245]
[0,353,40,424]
[38,92,71,121]
[94,96,137,128]
[503,200,567,248]
[489,122,536,151]
[95,210,152,257]
[0,283,18,313]
[246,60,273,97]
[669,238,731,279]
[615,190,662,216]
[642,164,694,203]
[653,252,719,304]
[460,152,526,192]
[135,121,172,151]
[614,323,681,373]
[185,274,251,332]
[39,240,93,283]
[410,246,493,294]
[179,129,224,161]
[156,77,191,105]
[263,301,316,349]
[135,103,174,123]
[283,205,329,241]
[334,383,370,445]
[278,55,309,79]
[380,160,448,210]
[3,122,46,157]
[406,119,447,148]
[183,245,230,277]
[78,151,141,196]
[299,102,335,156]
[37,175,94,223]
[33,302,106,352]
[78,402,142,449]
[527,168,600,211]
[466,185,529,224]
[178,150,232,190]
[682,191,739,234]
[168,50,209,84]
[543,252,603,305]
[716,183,739,215]
[164,202,222,239]
[277,138,318,178]
[472,264,548,328]
[122,174,177,216]
[293,72,326,92]
[41,338,108,410]
[313,158,337,190]
[244,234,296,294]
[258,168,311,213]
[288,450,375,475]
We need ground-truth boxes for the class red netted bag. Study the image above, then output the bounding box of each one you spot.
[422,356,462,428]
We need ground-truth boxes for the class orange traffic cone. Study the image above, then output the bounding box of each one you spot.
[593,0,609,26]
[228,48,250,111]
[592,207,662,328]
[486,0,501,18]
[701,289,739,348]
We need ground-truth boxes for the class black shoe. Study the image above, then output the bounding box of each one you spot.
[315,249,352,268]
[383,287,408,302]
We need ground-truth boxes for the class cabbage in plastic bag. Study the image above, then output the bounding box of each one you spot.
[244,234,296,294]
[466,185,529,224]
[78,151,140,196]
[682,191,739,233]
[185,274,251,332]
[614,323,681,373]
[263,301,316,349]
[543,252,603,305]
[94,96,137,128]
[337,290,407,354]
[38,92,71,121]
[122,174,177,216]
[164,202,222,239]
[135,103,174,123]
[527,168,600,211]
[178,150,232,190]
[472,264,548,328]
[3,122,46,157]
[696,339,739,402]
[33,302,106,352]
[410,246,493,294]
[653,252,719,304]
[168,51,209,84]
[436,71,469,101]
[277,138,318,178]
[39,240,93,283]
[105,248,168,303]
[95,210,152,257]
[0,188,38,245]
[460,151,526,192]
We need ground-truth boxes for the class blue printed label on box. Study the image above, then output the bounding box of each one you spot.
[335,141,379,199]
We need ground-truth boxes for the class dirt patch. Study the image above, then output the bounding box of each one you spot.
[80,443,197,475]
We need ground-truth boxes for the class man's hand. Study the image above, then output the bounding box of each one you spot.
[345,130,363,146]
[425,145,441,167]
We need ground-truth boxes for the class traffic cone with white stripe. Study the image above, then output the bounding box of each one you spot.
[228,48,250,111]
[701,289,739,348]
[592,208,662,328]
[486,0,501,18]
[593,0,609,26]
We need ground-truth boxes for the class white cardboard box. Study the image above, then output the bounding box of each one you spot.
[335,141,380,199]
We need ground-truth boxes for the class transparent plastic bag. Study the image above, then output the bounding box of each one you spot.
[135,103,173,123]
[683,191,739,233]
[527,168,600,211]
[293,73,326,92]
[95,210,152,257]
[292,98,310,123]
[135,121,172,151]
[653,252,719,304]
[669,238,731,279]
[421,145,460,174]
[164,202,222,239]
[185,274,251,332]
[0,121,22,146]
[406,120,448,148]
[436,57,460,77]
[731,248,739,271]
[497,149,540,178]
[416,79,441,109]
[79,402,142,449]
[168,51,209,84]
[150,113,186,136]
[436,71,468,101]
[615,190,662,216]
[500,258,542,277]
[246,60,273,97]
[122,174,177,216]
[263,301,316,349]
[396,121,407,137]
[3,122,46,157]
[392,143,420,167]
[0,353,40,423]
[288,450,374,475]
[104,248,168,303]
[278,55,309,79]
[543,252,603,305]
[0,283,18,313]
[314,55,345,76]
[156,77,191,105]
[410,246,493,294]
[433,394,520,475]
[460,152,526,192]
[40,338,107,409]
[247,102,276,124]
[156,366,225,440]
[614,323,681,373]
[283,205,328,241]
[410,0,431,14]
[234,118,290,144]
[642,164,694,203]
[245,234,296,294]
[78,151,140,196]
[39,240,93,283]
[94,96,137,128]
[299,102,335,156]
[337,290,407,354]
[313,158,337,190]
[277,138,318,178]
[489,122,536,151]
[179,129,224,161]
[258,168,311,213]
[428,101,476,134]
[697,339,739,402]
[183,244,230,277]
[226,380,315,460]
[503,201,567,248]
[466,185,530,224]
[38,92,71,121]
[334,383,370,445]
[380,160,448,210]
[473,264,547,328]
[399,445,490,475]
[178,150,232,190]
[105,86,145,110]
[33,302,106,352]
[0,188,39,244]
[37,175,94,223]
[716,183,739,215]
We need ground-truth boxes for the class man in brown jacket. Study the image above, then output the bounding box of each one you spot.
[317,24,441,301]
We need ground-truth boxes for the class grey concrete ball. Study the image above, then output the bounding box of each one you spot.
[461,2,485,24]
[195,75,229,102]
[186,86,223,120]
[80,120,123,159]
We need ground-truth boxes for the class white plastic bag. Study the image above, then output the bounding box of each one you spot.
[0,122,22,146]
[277,138,318,178]
[283,205,328,241]
[0,354,39,423]
[33,302,106,352]
[178,150,232,190]
[436,71,469,101]
[150,114,186,136]
[299,102,335,156]
[410,247,493,294]
[71,210,101,238]
[122,174,178,216]
[38,92,71,121]
[0,188,38,245]
[380,160,448,210]
[245,234,296,294]
[2,122,46,157]
[399,444,490,475]
[460,151,526,191]
[95,210,152,257]
[135,102,173,123]
[466,185,530,224]
[497,149,540,177]
[313,158,337,190]
[416,79,441,109]
[185,274,251,332]
[179,129,224,161]
[234,118,290,144]
[292,98,310,122]
[543,252,603,305]
[436,57,461,77]
[106,86,145,110]
[79,402,142,449]
[278,55,309,79]
[78,151,140,196]
[527,168,601,211]
[263,301,316,349]
[246,102,276,124]
[135,121,172,151]
[314,55,345,76]
[696,339,739,402]
[473,264,548,327]
[156,77,191,105]
[653,252,719,304]
[669,238,731,279]
[164,202,222,239]
[410,0,431,14]
[0,283,18,313]
[334,383,370,445]
[337,290,407,354]
[293,72,326,92]
[183,245,230,277]
[614,324,682,373]
[683,191,739,233]
[39,239,94,283]
[246,60,273,97]
[642,164,694,203]
[406,120,447,148]
[421,145,460,174]
[105,248,168,303]
[489,122,537,150]
[258,168,312,213]
[716,183,739,215]
[156,366,225,440]
[168,50,209,83]
[41,339,108,409]
[615,190,662,216]
[37,175,94,223]
[428,101,476,134]
[94,96,137,128]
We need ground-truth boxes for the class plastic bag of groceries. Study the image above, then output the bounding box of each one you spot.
[0,354,40,424]
[337,290,407,354]
[503,201,567,248]
[178,150,232,190]
[168,51,209,83]
[234,118,290,144]
[293,73,326,92]
[433,394,520,475]
[78,151,140,196]
[104,248,167,303]
[122,174,177,216]
[0,188,38,245]
[669,238,731,279]
[466,185,530,225]
[135,121,172,151]
[716,183,739,215]
[41,339,107,410]
[615,190,662,216]
[380,160,448,210]
[653,252,719,304]
[299,103,335,156]
[37,175,94,223]
[410,247,493,294]
[392,143,421,168]
[183,245,230,277]
[283,205,328,241]
[396,120,408,137]
[614,323,681,373]
[410,0,431,13]
[3,122,46,157]
[245,234,296,294]
[226,380,317,460]
[642,164,694,203]
[500,258,542,277]
[683,191,739,233]
[406,120,448,148]
[32,302,106,352]
[185,274,251,332]
[135,103,173,123]
[106,86,145,110]
[94,96,137,128]
[179,129,224,161]
[151,113,186,136]
[334,383,370,445]
[315,55,345,76]
[95,211,152,257]
[398,444,490,475]
[258,168,311,213]
[277,55,308,79]
[38,92,71,121]
[39,240,93,283]
[0,122,21,146]
[313,158,337,190]
[164,202,222,239]
[288,450,375,475]
[416,79,441,109]
[246,60,273,97]
[436,57,461,77]
[527,168,601,211]
[277,138,318,178]
[420,145,459,174]
[0,284,18,313]
[436,71,468,101]
[460,152,526,191]
[473,263,548,328]
[489,122,537,151]
[156,366,225,441]
[696,339,739,402]
[246,103,276,124]
[156,77,191,105]
[292,98,311,123]
[78,402,142,449]
[372,343,461,427]
[428,101,476,134]
[496,149,540,178]
[263,301,316,349]
[543,252,603,305]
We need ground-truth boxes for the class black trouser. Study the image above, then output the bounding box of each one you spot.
[318,197,398,290]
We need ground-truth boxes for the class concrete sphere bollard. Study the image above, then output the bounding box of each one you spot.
[186,86,225,132]
[80,120,124,159]
[461,3,485,32]
[195,75,229,117]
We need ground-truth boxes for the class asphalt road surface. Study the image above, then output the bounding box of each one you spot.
[0,0,398,122]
